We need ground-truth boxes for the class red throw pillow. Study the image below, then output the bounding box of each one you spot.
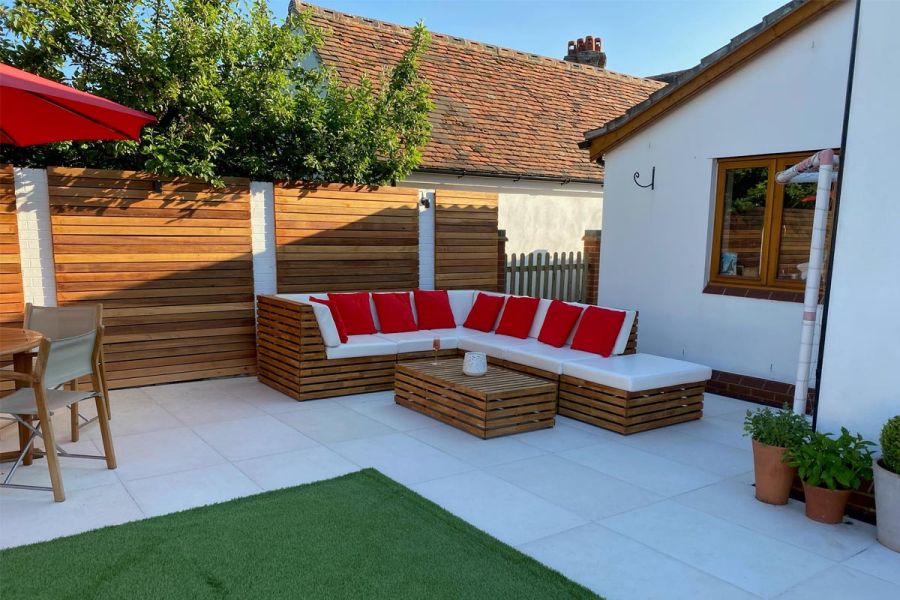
[327,292,376,335]
[413,289,456,329]
[309,297,349,343]
[372,292,418,333]
[538,300,584,347]
[571,306,627,357]
[495,296,540,339]
[463,293,505,332]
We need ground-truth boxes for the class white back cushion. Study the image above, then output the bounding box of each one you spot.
[279,293,341,348]
[527,298,553,339]
[447,290,476,325]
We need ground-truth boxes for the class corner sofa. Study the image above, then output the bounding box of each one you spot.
[256,291,712,435]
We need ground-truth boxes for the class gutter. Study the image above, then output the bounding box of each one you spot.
[811,0,861,430]
[414,167,603,186]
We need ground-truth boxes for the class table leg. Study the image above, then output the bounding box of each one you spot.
[13,351,34,466]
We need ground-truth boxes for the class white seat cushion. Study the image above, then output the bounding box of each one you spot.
[502,339,597,375]
[562,353,712,392]
[457,330,531,358]
[375,329,459,353]
[325,334,398,360]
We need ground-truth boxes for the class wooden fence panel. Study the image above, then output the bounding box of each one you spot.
[1,165,23,397]
[435,190,499,290]
[504,251,586,302]
[274,183,419,293]
[47,167,256,389]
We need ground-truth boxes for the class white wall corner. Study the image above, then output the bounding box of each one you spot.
[13,167,57,307]
[418,189,435,290]
[249,181,277,304]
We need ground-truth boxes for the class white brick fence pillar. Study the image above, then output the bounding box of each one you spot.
[14,167,56,307]
[249,181,277,303]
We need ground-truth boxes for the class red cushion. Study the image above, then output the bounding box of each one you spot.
[413,289,456,330]
[463,293,505,332]
[495,296,540,339]
[327,292,376,335]
[538,300,584,347]
[570,306,627,357]
[309,297,349,343]
[372,292,418,333]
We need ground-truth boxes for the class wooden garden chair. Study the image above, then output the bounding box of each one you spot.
[0,307,116,502]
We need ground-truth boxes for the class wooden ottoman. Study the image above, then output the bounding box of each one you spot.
[395,358,557,439]
[558,354,712,435]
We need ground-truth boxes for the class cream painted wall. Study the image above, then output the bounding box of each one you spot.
[817,0,900,442]
[598,2,854,384]
[400,172,602,255]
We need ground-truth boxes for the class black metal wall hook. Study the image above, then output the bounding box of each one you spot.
[633,167,655,190]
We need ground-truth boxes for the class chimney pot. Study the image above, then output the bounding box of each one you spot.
[564,34,607,68]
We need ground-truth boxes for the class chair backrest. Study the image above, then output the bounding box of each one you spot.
[25,304,101,340]
[25,304,103,388]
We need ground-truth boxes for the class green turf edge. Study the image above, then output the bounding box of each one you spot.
[0,468,603,599]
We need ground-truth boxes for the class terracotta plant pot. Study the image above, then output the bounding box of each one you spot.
[802,481,851,524]
[874,458,900,552]
[752,439,796,505]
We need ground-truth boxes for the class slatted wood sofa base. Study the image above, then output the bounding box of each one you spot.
[558,376,706,435]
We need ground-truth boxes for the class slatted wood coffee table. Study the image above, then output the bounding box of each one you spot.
[394,358,557,439]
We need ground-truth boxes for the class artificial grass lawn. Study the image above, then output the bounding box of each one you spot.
[0,469,600,599]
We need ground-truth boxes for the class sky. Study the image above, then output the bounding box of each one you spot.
[272,0,788,77]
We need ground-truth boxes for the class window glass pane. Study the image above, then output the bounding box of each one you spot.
[718,166,768,278]
[776,170,833,283]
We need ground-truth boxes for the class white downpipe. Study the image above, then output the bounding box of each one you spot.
[776,149,835,415]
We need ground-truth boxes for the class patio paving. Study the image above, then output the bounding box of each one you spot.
[1,376,897,599]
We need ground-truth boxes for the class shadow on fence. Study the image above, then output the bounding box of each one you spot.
[504,251,586,302]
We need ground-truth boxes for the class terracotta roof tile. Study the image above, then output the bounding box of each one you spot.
[292,2,664,182]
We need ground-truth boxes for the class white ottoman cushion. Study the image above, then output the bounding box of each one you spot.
[562,353,712,393]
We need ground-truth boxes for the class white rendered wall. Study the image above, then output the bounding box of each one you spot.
[598,2,854,383]
[13,167,56,306]
[401,172,602,255]
[817,0,900,442]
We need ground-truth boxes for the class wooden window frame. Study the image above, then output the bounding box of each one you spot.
[708,151,827,293]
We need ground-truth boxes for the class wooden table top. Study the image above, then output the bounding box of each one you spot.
[0,328,43,356]
[397,358,556,400]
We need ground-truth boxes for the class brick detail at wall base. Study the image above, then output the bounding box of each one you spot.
[582,229,600,305]
[706,369,815,413]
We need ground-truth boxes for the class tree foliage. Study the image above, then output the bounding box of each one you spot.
[0,0,433,185]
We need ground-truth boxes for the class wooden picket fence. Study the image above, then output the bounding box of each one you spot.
[504,251,587,302]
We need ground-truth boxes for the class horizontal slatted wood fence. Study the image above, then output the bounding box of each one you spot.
[504,251,587,302]
[274,183,419,292]
[0,165,23,397]
[47,167,256,389]
[435,189,499,290]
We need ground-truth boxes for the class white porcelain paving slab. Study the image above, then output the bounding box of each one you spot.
[618,427,753,477]
[675,474,876,561]
[192,414,319,462]
[774,565,900,600]
[334,390,396,409]
[673,415,752,451]
[329,433,473,485]
[85,400,183,439]
[601,500,834,597]
[553,415,629,441]
[520,523,759,600]
[0,481,144,549]
[163,395,268,427]
[487,455,663,521]
[412,470,587,547]
[407,424,546,467]
[102,427,227,482]
[224,378,308,414]
[234,446,360,491]
[350,401,440,432]
[512,421,614,453]
[701,393,756,417]
[123,462,261,517]
[276,404,397,444]
[560,442,723,496]
[842,543,900,586]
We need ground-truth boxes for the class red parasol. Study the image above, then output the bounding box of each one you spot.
[0,63,155,146]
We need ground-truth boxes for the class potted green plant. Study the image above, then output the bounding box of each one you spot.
[743,406,811,504]
[785,428,875,524]
[874,415,900,551]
